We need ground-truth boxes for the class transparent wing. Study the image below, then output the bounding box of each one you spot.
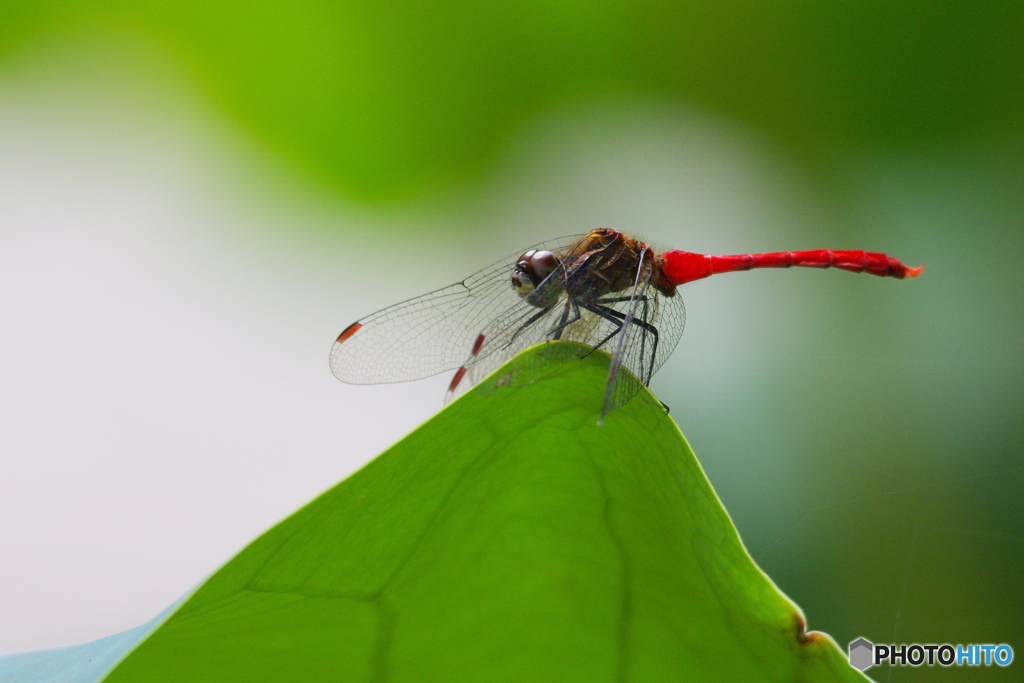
[601,269,653,417]
[330,234,588,385]
[598,262,687,417]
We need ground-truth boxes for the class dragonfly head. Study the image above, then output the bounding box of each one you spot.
[511,249,559,296]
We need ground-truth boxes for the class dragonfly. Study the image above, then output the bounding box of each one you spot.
[330,229,922,420]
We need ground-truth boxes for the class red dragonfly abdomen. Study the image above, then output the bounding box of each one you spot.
[660,249,924,288]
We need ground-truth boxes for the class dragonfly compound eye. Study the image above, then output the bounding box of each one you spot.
[512,250,537,293]
[510,249,559,296]
[511,259,532,294]
[526,250,559,285]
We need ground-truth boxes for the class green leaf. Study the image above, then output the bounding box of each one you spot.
[101,342,866,682]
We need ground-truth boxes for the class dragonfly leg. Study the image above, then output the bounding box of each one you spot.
[579,294,653,355]
[617,303,660,384]
[549,300,581,340]
[580,303,661,384]
[503,305,554,351]
[578,303,624,357]
[594,294,655,379]
[593,295,646,305]
[594,295,653,364]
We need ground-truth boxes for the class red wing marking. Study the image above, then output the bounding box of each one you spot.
[471,334,486,356]
[336,322,362,344]
[448,366,468,393]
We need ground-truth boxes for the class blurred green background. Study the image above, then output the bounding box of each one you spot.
[0,1,1021,680]
[4,0,1023,199]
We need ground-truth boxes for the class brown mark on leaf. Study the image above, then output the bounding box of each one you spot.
[793,613,825,646]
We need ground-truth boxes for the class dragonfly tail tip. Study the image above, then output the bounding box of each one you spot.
[904,264,925,279]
